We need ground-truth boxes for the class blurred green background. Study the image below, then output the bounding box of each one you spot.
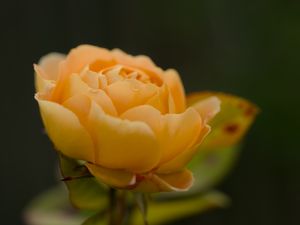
[1,0,299,224]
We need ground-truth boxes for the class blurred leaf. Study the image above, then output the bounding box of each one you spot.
[188,145,240,194]
[131,191,229,225]
[24,185,91,225]
[188,91,259,150]
[188,92,258,192]
[82,212,108,225]
[59,154,108,211]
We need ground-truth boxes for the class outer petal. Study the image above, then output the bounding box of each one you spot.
[121,105,202,166]
[164,69,186,113]
[132,169,194,192]
[52,45,115,101]
[192,96,221,123]
[87,102,160,173]
[38,53,66,80]
[157,96,221,173]
[34,64,56,93]
[86,163,136,188]
[35,95,95,163]
[157,125,211,173]
[61,44,115,75]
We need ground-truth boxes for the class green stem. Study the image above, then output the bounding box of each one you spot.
[135,193,149,225]
[109,188,117,225]
[108,188,127,225]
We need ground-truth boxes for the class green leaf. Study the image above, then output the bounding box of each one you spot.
[59,154,108,211]
[187,92,259,150]
[131,191,229,225]
[24,185,92,225]
[82,213,108,225]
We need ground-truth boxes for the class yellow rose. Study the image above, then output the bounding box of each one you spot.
[34,45,220,192]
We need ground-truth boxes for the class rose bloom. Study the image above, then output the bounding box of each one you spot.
[35,45,220,192]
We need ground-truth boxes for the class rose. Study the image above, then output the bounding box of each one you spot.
[35,45,220,192]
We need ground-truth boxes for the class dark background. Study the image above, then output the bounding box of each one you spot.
[1,0,300,225]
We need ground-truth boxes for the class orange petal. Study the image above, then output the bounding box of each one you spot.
[38,53,65,80]
[106,79,157,114]
[86,163,136,188]
[52,45,115,101]
[121,106,202,166]
[146,84,169,114]
[62,94,91,123]
[60,44,115,76]
[112,49,164,85]
[61,74,117,116]
[80,67,99,89]
[35,95,95,163]
[34,64,56,93]
[158,125,211,173]
[87,102,160,173]
[192,96,221,123]
[133,169,194,192]
[164,69,186,113]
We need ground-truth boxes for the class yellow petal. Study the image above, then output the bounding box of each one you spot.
[112,49,164,85]
[187,92,259,149]
[86,163,136,188]
[61,44,115,75]
[34,64,56,93]
[164,69,186,113]
[133,169,194,192]
[38,52,65,80]
[121,106,202,166]
[51,45,115,101]
[35,95,95,162]
[107,79,157,114]
[157,125,210,173]
[62,94,91,123]
[192,96,221,123]
[146,84,169,114]
[62,74,117,116]
[88,102,160,173]
[157,96,222,173]
[80,68,99,89]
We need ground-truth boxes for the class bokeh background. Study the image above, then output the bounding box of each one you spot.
[1,0,300,224]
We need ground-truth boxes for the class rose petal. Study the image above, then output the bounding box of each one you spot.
[35,95,95,163]
[133,169,194,192]
[157,125,211,173]
[146,84,169,114]
[112,49,164,85]
[121,105,202,166]
[86,163,136,188]
[62,74,117,116]
[164,69,186,113]
[80,67,99,89]
[192,96,221,123]
[88,102,160,173]
[38,53,65,80]
[107,79,157,114]
[52,45,115,101]
[34,64,56,93]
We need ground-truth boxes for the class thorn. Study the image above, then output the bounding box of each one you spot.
[61,174,93,181]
